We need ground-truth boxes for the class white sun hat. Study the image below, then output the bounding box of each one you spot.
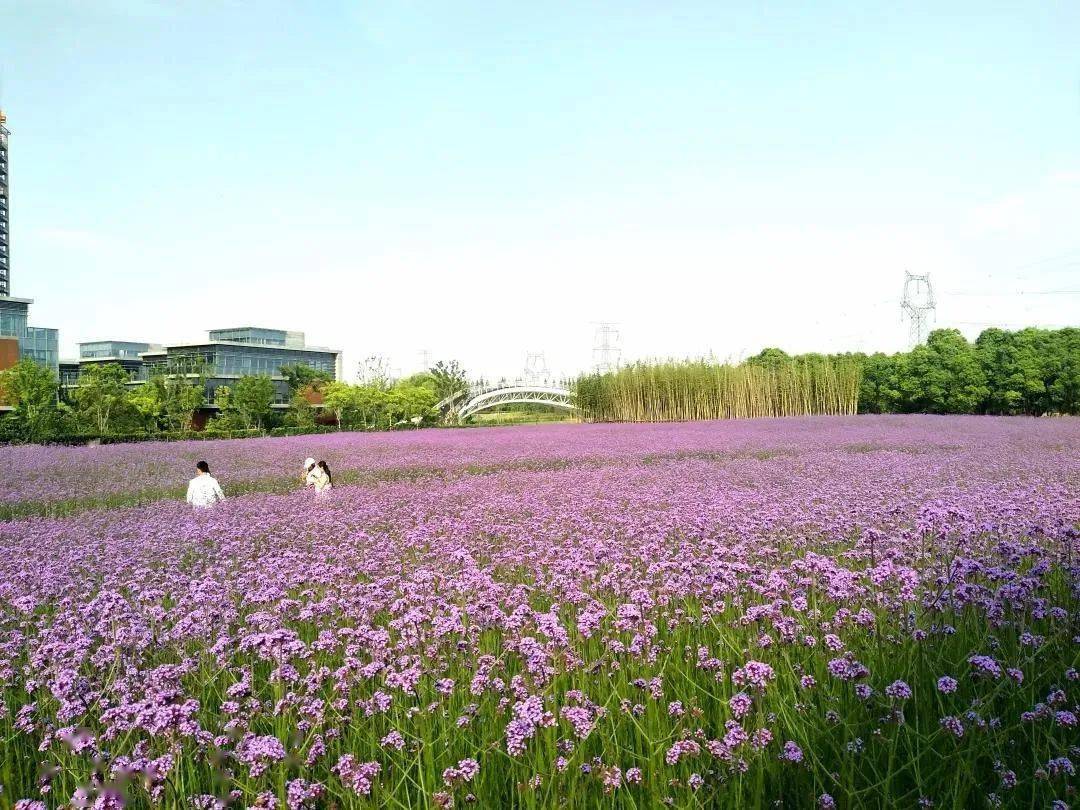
[303,457,316,469]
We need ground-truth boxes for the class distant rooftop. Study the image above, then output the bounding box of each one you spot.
[80,340,163,359]
[208,327,305,348]
[142,339,339,355]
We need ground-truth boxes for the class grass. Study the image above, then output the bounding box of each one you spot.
[467,412,579,427]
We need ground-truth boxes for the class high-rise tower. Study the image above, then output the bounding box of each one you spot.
[0,109,10,296]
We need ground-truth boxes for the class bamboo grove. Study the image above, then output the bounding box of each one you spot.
[573,355,861,422]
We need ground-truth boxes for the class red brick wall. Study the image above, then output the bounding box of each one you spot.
[0,336,18,372]
[0,337,18,406]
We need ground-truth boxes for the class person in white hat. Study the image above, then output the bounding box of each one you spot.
[303,457,332,494]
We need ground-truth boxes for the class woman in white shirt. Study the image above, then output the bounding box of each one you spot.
[186,461,225,508]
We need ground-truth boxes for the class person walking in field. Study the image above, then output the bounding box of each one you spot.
[303,457,333,494]
[186,460,225,509]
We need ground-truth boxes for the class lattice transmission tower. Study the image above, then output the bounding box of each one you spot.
[592,322,621,373]
[523,351,549,384]
[900,272,936,346]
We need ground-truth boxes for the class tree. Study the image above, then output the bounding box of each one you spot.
[904,329,988,414]
[398,372,438,394]
[0,359,61,442]
[746,348,792,370]
[227,375,276,429]
[358,355,394,390]
[281,363,333,394]
[387,383,438,427]
[429,360,468,402]
[126,386,163,432]
[144,358,207,432]
[857,353,906,414]
[975,328,1044,415]
[288,391,317,428]
[352,384,389,428]
[71,363,133,434]
[1045,328,1080,415]
[322,381,357,429]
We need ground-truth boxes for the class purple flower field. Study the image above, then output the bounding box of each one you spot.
[0,415,1072,509]
[1,416,1078,808]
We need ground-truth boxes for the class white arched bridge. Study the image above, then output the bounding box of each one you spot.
[437,379,575,421]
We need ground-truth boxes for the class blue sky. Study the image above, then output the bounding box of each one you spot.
[2,1,1078,378]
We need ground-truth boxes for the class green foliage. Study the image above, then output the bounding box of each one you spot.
[974,326,1079,416]
[430,359,469,401]
[387,383,439,426]
[903,329,989,414]
[143,360,208,432]
[320,379,439,430]
[745,347,792,370]
[7,327,1078,444]
[280,363,333,394]
[397,372,437,393]
[581,327,1080,421]
[322,381,357,429]
[857,327,1080,416]
[71,363,140,434]
[286,391,317,429]
[225,375,277,429]
[0,359,61,442]
[857,353,904,414]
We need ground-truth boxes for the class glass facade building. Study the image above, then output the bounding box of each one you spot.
[140,328,341,408]
[60,328,339,412]
[80,340,160,360]
[208,328,305,349]
[0,297,59,377]
[22,326,59,375]
[0,297,28,339]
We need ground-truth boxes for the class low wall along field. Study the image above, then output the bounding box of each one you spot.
[0,416,1078,807]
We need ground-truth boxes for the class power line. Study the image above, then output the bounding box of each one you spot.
[952,320,1071,330]
[1010,248,1080,272]
[941,289,1080,296]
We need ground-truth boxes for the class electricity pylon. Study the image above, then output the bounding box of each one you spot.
[592,322,621,373]
[901,272,936,346]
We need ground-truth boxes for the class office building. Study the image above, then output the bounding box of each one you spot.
[79,340,161,376]
[58,341,162,401]
[0,296,59,376]
[141,327,341,409]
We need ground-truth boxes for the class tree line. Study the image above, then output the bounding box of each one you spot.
[2,327,1077,442]
[574,326,1079,422]
[856,326,1079,415]
[0,358,470,444]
